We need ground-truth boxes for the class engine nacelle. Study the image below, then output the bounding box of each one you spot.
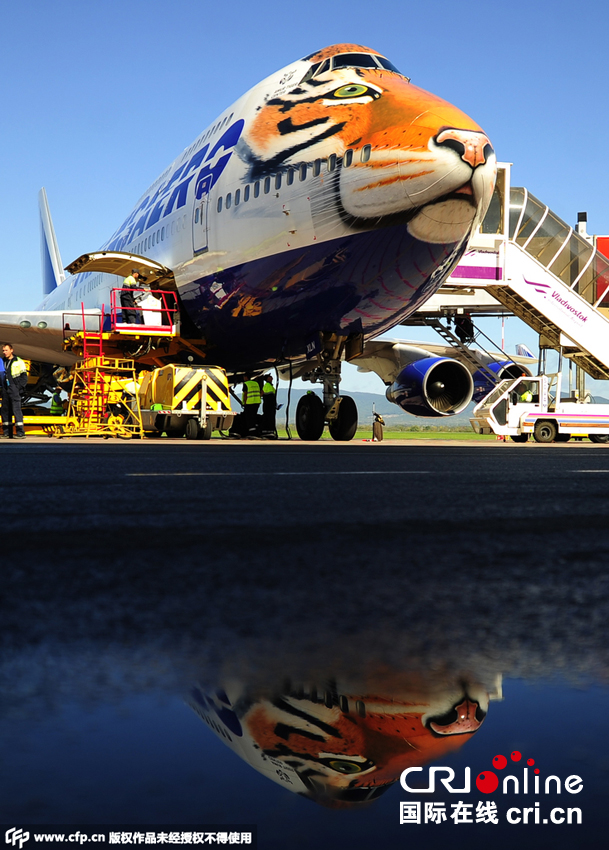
[386,357,474,417]
[472,361,533,403]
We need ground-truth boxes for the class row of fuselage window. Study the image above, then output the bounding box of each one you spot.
[128,214,189,257]
[126,143,372,250]
[216,145,372,213]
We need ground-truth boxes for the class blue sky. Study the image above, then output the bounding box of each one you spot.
[1,0,608,392]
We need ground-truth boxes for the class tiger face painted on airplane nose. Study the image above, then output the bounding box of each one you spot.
[240,44,496,246]
[336,81,497,243]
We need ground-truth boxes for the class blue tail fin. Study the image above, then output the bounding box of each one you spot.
[38,187,65,297]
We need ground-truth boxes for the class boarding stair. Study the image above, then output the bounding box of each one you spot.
[437,172,609,382]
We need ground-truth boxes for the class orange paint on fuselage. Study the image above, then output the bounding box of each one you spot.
[246,698,479,792]
[249,59,486,171]
[357,171,435,192]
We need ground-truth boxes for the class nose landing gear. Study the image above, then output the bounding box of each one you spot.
[328,395,358,441]
[295,334,359,442]
[295,392,325,441]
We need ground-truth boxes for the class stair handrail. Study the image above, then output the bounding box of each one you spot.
[506,239,609,326]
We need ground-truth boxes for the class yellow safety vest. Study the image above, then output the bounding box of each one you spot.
[123,275,137,288]
[263,382,275,396]
[50,394,64,415]
[4,357,28,389]
[243,380,261,405]
[7,357,27,379]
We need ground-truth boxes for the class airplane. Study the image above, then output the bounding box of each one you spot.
[0,43,498,440]
[189,671,500,807]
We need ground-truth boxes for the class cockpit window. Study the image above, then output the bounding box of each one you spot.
[300,62,320,83]
[300,53,408,85]
[332,53,380,70]
[376,56,403,74]
[299,58,329,83]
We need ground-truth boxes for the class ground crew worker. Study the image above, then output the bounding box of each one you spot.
[454,312,475,345]
[372,410,385,442]
[121,269,142,324]
[50,387,64,416]
[1,343,28,439]
[517,375,533,403]
[242,375,261,436]
[261,374,277,438]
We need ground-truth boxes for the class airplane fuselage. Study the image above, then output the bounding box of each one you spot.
[40,44,496,371]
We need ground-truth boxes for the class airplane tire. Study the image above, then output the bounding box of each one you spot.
[533,420,557,443]
[329,396,358,442]
[296,393,325,441]
[589,434,609,443]
[185,419,200,440]
[510,433,529,443]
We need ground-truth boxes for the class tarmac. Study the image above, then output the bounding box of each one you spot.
[2,436,609,683]
[2,436,609,848]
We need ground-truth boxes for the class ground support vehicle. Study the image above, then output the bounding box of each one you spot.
[138,365,234,439]
[470,375,609,443]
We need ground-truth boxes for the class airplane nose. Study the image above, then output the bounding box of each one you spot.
[435,128,494,169]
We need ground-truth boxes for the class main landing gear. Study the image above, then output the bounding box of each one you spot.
[295,334,359,442]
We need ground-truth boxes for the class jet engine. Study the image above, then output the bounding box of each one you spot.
[386,357,474,417]
[472,361,533,403]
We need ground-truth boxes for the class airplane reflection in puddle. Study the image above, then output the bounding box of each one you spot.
[188,674,502,807]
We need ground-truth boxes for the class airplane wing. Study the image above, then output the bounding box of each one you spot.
[0,309,107,366]
[352,338,535,384]
[0,312,80,365]
[349,338,536,417]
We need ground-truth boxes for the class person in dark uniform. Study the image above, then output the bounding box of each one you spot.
[121,269,143,324]
[372,410,385,442]
[1,343,28,439]
[261,374,278,438]
[454,312,475,345]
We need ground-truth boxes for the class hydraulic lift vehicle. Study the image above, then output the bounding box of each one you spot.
[470,375,609,443]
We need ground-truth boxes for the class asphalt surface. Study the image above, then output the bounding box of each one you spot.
[2,437,609,850]
[2,437,608,691]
